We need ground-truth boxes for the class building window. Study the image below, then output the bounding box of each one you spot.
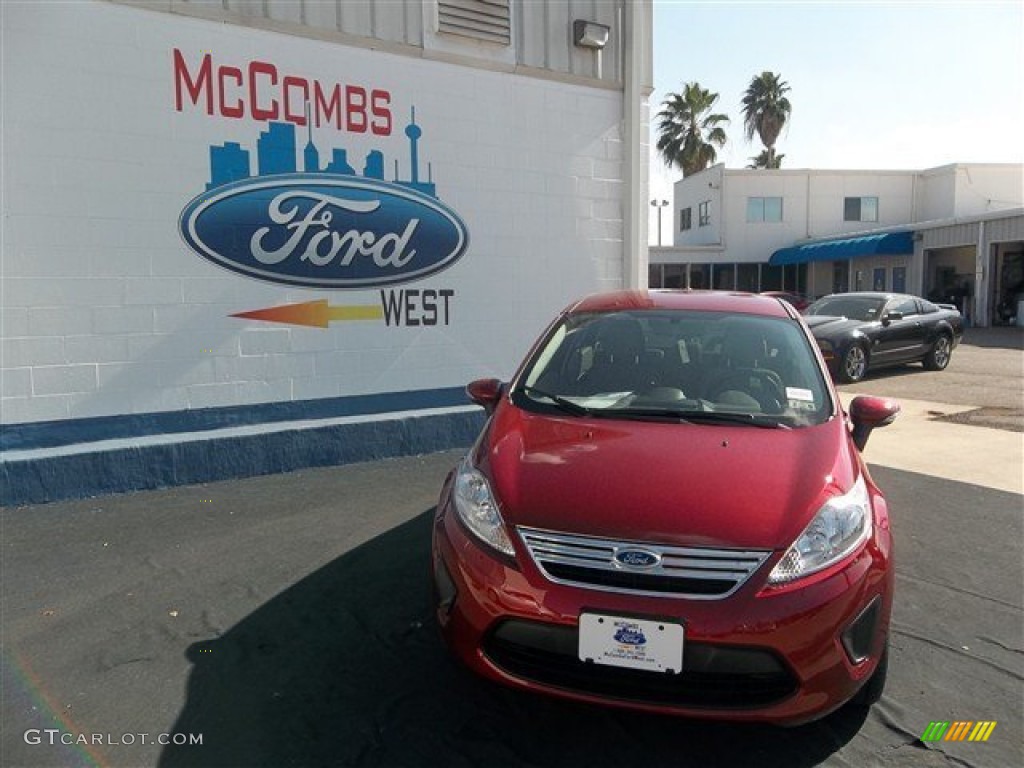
[737,263,759,292]
[833,264,849,293]
[715,264,736,289]
[746,196,783,222]
[698,200,710,227]
[680,207,692,231]
[844,196,879,222]
[689,264,709,289]
[648,264,663,288]
[664,264,687,289]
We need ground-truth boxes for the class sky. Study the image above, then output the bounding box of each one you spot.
[648,0,1024,229]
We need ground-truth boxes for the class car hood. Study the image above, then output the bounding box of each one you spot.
[804,314,870,337]
[478,405,857,552]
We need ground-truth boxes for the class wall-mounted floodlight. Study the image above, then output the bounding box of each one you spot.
[573,20,610,49]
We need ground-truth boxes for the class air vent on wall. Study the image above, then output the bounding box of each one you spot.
[438,0,511,45]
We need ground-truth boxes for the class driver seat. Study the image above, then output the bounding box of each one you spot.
[580,315,654,394]
[704,323,784,410]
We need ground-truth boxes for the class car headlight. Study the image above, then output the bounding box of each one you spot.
[453,458,515,557]
[768,475,871,584]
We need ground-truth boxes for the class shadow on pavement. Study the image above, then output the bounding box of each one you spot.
[159,510,868,768]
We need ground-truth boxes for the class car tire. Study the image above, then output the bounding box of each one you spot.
[855,640,889,707]
[923,334,952,371]
[837,343,869,383]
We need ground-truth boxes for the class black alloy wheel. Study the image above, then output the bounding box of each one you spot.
[923,334,952,371]
[838,344,869,383]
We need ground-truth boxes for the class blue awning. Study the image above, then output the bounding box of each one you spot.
[769,231,914,266]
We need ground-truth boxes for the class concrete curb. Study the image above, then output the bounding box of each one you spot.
[842,394,1024,495]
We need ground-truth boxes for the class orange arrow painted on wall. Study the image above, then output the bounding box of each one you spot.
[231,300,383,328]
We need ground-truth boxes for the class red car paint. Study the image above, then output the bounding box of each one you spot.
[432,290,898,724]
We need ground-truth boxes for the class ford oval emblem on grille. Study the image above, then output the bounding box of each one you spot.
[614,548,661,569]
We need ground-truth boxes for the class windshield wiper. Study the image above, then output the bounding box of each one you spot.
[601,407,695,422]
[520,385,592,417]
[676,410,791,429]
[583,407,787,428]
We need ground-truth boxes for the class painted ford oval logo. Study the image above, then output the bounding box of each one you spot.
[179,175,469,289]
[614,548,661,569]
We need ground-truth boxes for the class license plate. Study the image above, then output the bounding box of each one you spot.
[578,613,684,674]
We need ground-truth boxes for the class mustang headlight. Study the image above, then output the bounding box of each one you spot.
[453,458,515,557]
[769,475,871,584]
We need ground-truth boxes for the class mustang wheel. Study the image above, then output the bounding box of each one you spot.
[923,334,952,371]
[838,344,868,383]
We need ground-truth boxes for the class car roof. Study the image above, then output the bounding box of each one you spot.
[566,290,794,318]
[814,291,906,302]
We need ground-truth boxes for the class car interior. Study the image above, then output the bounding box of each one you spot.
[525,311,829,423]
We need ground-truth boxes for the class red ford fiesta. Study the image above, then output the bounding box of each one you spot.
[432,290,899,725]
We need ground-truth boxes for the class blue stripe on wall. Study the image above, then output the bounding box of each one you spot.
[1,387,469,451]
[1,408,486,507]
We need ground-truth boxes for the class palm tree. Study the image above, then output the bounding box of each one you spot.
[747,149,785,169]
[741,71,791,169]
[656,82,729,177]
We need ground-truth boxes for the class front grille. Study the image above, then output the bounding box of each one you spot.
[485,620,797,709]
[518,527,769,599]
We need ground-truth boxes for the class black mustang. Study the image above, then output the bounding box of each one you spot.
[803,292,964,383]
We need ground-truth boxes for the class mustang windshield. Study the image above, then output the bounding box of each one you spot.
[806,296,887,322]
[513,310,832,428]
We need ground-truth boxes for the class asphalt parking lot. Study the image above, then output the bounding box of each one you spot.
[2,329,1022,768]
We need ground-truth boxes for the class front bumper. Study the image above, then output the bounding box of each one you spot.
[431,481,894,725]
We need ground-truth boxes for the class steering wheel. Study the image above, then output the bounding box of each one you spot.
[709,369,786,412]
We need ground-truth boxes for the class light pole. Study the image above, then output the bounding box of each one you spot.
[650,199,669,247]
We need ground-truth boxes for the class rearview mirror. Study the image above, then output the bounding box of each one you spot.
[466,378,504,414]
[881,311,903,326]
[849,396,900,451]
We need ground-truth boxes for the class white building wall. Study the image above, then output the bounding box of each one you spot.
[1,0,637,426]
[721,172,810,262]
[952,164,1024,217]
[914,164,1022,222]
[674,167,922,258]
[668,165,1021,265]
[672,165,723,247]
[806,172,916,236]
[113,0,628,86]
[916,166,959,221]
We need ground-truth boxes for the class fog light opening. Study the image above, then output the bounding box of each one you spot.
[434,555,458,615]
[841,596,881,664]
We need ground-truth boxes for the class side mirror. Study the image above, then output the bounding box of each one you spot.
[849,396,900,451]
[881,310,903,326]
[466,378,503,414]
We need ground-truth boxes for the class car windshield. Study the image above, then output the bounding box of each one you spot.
[805,296,886,322]
[513,310,833,428]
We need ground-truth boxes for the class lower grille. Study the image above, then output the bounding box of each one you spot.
[484,619,797,710]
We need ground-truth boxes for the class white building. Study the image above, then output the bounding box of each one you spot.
[650,163,1024,326]
[0,0,654,504]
